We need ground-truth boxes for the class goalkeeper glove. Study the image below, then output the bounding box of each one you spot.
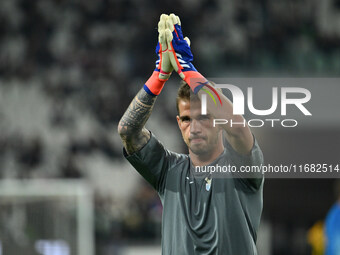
[166,14,211,94]
[144,14,173,96]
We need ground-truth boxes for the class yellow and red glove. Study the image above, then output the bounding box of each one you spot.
[144,14,173,96]
[165,14,210,94]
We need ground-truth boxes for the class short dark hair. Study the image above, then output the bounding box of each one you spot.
[176,80,199,115]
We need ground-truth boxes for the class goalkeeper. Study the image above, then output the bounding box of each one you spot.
[118,14,264,255]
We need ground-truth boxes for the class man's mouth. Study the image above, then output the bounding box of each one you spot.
[189,137,205,143]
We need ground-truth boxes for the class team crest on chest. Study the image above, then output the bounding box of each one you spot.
[205,177,212,191]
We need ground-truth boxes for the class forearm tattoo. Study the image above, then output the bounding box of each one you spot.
[118,89,157,154]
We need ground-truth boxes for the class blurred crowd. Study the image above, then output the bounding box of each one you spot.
[0,0,340,250]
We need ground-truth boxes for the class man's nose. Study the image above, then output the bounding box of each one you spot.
[190,119,201,133]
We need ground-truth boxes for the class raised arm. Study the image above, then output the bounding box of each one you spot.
[197,88,253,155]
[118,89,156,155]
[118,14,174,155]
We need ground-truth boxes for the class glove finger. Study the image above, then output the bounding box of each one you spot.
[158,20,166,33]
[169,51,183,78]
[157,30,167,69]
[157,16,167,70]
[165,29,174,60]
[158,15,171,49]
[160,14,169,22]
[165,28,173,43]
[166,18,174,32]
[158,30,167,49]
[170,13,184,40]
[161,36,173,78]
[167,37,185,79]
[176,15,181,26]
[166,36,178,71]
[169,13,180,39]
[184,37,191,46]
[169,13,178,26]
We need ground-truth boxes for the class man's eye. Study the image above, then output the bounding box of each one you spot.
[198,115,210,121]
[181,117,190,122]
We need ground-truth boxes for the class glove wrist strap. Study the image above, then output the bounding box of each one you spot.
[183,71,208,94]
[144,71,168,96]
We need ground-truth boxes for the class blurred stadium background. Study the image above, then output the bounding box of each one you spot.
[0,0,339,254]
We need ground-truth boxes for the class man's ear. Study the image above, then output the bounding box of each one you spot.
[176,115,181,129]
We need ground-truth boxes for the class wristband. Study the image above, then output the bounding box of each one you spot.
[144,71,169,96]
[183,71,208,94]
[184,72,223,105]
